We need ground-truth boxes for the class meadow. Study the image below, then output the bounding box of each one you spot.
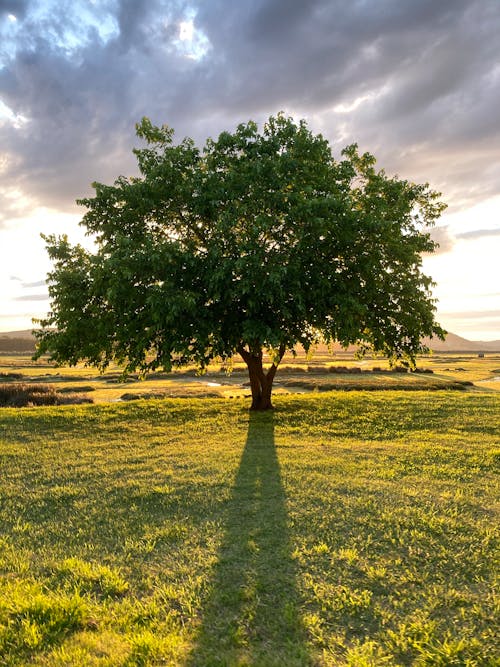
[0,353,499,665]
[1,350,499,404]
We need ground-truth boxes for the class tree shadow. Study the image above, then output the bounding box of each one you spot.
[186,411,311,666]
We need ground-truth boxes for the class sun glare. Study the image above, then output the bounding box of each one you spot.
[333,94,374,114]
[179,20,194,42]
[0,101,29,129]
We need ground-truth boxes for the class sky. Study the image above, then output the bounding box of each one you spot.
[0,0,499,340]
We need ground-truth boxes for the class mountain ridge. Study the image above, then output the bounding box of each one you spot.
[420,332,500,352]
[1,329,499,352]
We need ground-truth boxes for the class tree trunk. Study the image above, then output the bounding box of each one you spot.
[238,343,285,411]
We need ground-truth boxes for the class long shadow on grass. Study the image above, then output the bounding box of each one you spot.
[187,411,310,666]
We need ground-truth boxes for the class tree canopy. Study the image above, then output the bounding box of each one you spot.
[35,113,446,409]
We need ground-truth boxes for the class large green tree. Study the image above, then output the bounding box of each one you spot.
[35,114,445,409]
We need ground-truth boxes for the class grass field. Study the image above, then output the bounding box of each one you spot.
[0,390,498,665]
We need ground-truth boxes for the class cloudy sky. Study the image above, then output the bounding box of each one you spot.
[1,0,499,340]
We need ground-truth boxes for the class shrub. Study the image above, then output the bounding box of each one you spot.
[0,383,93,408]
[56,395,94,405]
[0,372,24,380]
[56,385,96,394]
[327,366,364,374]
[120,391,221,401]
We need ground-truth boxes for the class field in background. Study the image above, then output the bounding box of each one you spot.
[1,350,499,405]
[0,393,498,665]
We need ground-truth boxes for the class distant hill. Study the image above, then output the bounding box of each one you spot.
[0,330,37,352]
[421,332,500,352]
[0,329,36,340]
[0,329,499,353]
[324,332,500,353]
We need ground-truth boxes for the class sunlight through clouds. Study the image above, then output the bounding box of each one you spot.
[333,94,375,114]
[174,8,211,61]
[179,19,194,42]
[0,100,29,128]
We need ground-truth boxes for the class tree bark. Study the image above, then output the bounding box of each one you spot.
[238,343,285,410]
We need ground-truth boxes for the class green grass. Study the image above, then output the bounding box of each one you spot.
[0,392,498,665]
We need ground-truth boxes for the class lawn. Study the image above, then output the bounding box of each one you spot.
[0,391,498,665]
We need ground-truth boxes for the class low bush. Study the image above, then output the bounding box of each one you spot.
[120,390,221,401]
[280,378,468,392]
[307,365,327,373]
[328,366,362,374]
[0,372,24,380]
[56,385,96,394]
[0,384,93,407]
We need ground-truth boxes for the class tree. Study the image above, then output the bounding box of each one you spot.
[35,113,446,409]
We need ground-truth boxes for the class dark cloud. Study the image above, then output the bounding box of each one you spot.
[421,224,500,255]
[0,1,29,19]
[14,292,48,301]
[427,226,455,255]
[21,279,46,287]
[456,228,500,241]
[440,311,500,338]
[0,311,37,320]
[0,0,499,227]
[9,276,46,286]
[443,310,500,320]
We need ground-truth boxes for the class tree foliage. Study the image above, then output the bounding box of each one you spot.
[35,113,446,409]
